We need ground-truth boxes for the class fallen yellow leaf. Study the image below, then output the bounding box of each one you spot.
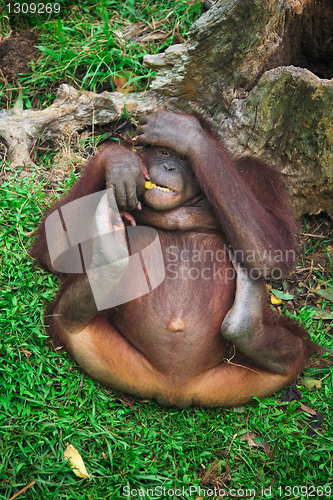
[64,443,90,479]
[271,295,282,305]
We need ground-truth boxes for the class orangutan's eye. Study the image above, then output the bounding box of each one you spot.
[160,150,169,156]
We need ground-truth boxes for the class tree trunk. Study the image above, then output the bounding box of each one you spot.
[144,0,333,218]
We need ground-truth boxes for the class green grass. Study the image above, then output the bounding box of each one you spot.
[0,0,203,108]
[1,2,333,499]
[0,167,332,500]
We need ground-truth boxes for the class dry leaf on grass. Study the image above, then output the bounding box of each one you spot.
[241,432,271,456]
[64,443,90,479]
[300,403,317,415]
[299,377,322,390]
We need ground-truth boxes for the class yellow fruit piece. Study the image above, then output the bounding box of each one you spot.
[145,180,156,190]
[64,443,90,478]
[271,295,282,305]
